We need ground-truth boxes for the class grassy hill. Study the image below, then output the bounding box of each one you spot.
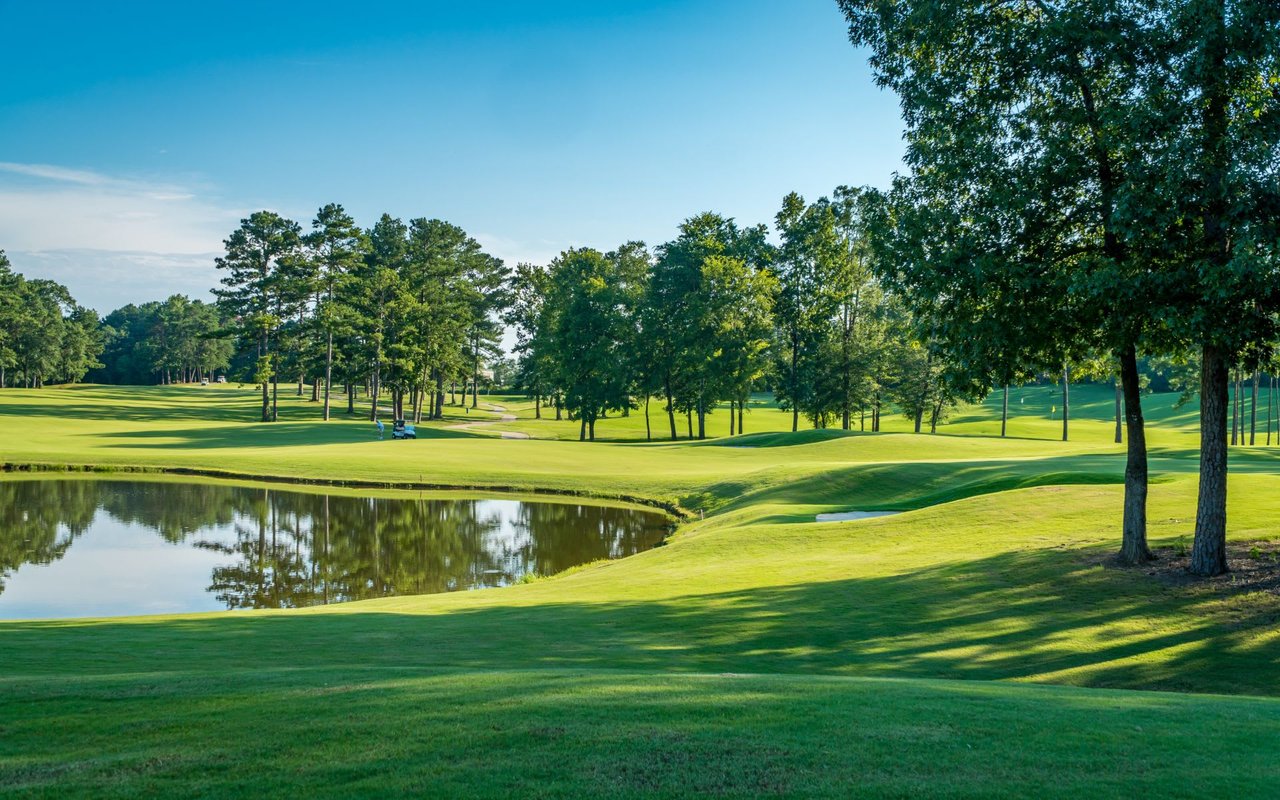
[1,383,1278,797]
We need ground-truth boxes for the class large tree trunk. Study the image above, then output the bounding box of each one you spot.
[1117,344,1152,564]
[644,395,651,441]
[729,399,735,436]
[579,415,587,441]
[913,408,923,434]
[1192,344,1230,576]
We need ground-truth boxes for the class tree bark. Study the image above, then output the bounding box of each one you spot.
[738,396,744,435]
[1117,344,1152,564]
[729,399,735,436]
[1192,344,1230,576]
[644,395,651,441]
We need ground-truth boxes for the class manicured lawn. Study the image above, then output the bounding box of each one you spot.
[2,383,1279,797]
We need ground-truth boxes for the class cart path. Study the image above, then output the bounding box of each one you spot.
[443,404,530,439]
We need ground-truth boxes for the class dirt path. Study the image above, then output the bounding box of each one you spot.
[443,404,530,439]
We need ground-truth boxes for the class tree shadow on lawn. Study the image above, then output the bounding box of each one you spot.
[4,547,1276,697]
[7,662,1279,798]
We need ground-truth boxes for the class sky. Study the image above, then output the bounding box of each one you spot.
[0,0,905,315]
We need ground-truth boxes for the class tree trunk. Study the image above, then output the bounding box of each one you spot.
[369,368,380,422]
[644,395,651,441]
[1001,384,1009,438]
[1114,379,1123,444]
[696,398,705,440]
[579,415,586,441]
[1230,370,1239,445]
[347,383,355,415]
[1192,344,1230,576]
[1061,366,1070,442]
[535,394,542,420]
[729,399,735,436]
[913,407,922,434]
[664,379,677,440]
[687,411,693,440]
[588,417,596,441]
[738,396,744,435]
[1250,371,1259,445]
[555,394,562,420]
[1117,344,1152,564]
[260,333,270,422]
[323,333,333,421]
[1269,375,1274,447]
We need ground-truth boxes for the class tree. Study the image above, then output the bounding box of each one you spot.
[1148,0,1280,576]
[215,211,303,422]
[841,0,1186,565]
[304,204,365,421]
[542,248,635,440]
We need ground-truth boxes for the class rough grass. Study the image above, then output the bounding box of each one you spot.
[2,383,1279,797]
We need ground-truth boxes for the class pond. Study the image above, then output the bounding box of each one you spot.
[0,478,671,619]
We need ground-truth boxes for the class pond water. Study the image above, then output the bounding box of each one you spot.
[0,479,670,619]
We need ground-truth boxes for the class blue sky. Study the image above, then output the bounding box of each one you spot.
[0,0,904,313]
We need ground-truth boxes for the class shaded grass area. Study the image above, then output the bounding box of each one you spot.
[5,669,1278,799]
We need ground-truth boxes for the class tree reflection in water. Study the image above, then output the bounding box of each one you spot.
[0,480,669,611]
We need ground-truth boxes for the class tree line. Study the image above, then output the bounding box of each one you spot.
[0,250,104,388]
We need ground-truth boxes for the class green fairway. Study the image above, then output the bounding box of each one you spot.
[2,384,1279,797]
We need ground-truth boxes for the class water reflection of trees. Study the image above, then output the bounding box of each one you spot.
[0,480,99,591]
[0,480,668,609]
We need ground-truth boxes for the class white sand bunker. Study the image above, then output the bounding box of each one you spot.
[815,511,901,522]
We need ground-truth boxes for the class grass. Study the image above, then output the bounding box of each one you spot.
[2,382,1280,797]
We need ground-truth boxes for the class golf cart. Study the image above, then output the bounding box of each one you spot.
[392,419,416,440]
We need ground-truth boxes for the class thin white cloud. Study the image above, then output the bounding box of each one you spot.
[0,161,111,185]
[0,162,242,255]
[0,162,247,311]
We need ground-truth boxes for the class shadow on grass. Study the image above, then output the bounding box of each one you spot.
[3,547,1276,697]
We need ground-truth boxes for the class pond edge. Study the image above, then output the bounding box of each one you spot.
[0,461,690,521]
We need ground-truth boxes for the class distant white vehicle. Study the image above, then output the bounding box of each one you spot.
[215,376,226,383]
[200,379,209,386]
